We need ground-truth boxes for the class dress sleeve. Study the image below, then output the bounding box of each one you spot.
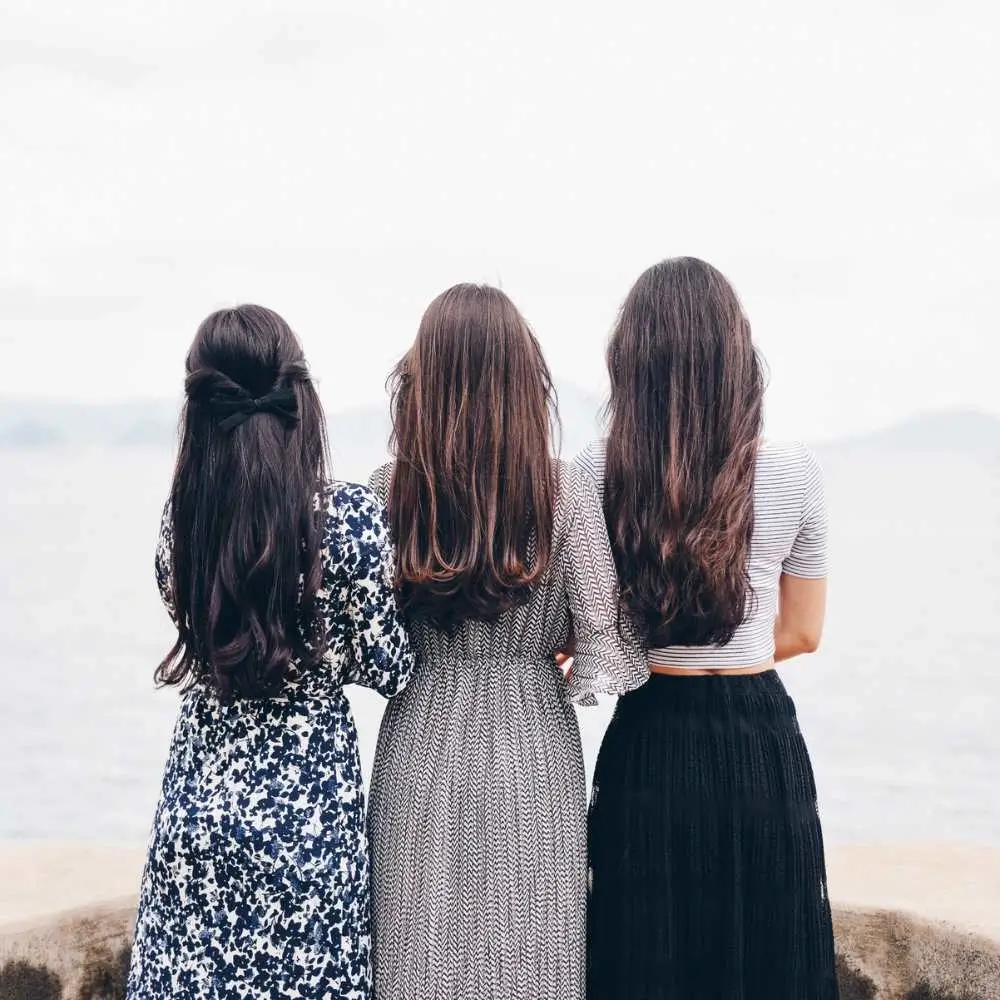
[782,446,829,579]
[367,462,392,505]
[333,485,415,698]
[573,440,605,491]
[154,500,179,626]
[562,465,648,705]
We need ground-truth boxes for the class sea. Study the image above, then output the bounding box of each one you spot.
[0,441,998,846]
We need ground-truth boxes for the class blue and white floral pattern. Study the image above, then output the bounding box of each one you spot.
[126,482,414,1000]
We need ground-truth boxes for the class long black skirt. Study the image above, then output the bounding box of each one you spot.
[587,671,840,1000]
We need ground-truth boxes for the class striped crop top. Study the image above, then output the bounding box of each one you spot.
[574,440,829,669]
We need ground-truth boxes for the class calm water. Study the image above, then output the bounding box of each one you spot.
[0,445,997,845]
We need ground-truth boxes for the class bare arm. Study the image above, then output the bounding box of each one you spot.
[774,445,828,663]
[774,574,826,662]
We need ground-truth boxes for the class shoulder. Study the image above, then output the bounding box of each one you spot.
[553,456,604,530]
[571,439,606,488]
[318,480,389,546]
[756,440,822,484]
[755,441,825,521]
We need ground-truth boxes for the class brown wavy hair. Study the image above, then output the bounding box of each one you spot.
[604,257,765,648]
[156,305,330,699]
[387,283,557,629]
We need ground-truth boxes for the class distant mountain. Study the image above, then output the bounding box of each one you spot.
[0,420,68,447]
[1,396,997,464]
[822,410,1000,457]
[0,398,178,448]
[0,385,600,451]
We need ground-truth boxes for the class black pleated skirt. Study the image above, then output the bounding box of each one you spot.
[587,671,840,1000]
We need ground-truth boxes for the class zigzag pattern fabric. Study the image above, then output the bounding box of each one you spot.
[366,461,647,1000]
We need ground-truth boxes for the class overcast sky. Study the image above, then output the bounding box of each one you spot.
[1,0,996,440]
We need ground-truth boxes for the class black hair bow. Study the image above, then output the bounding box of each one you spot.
[210,387,299,433]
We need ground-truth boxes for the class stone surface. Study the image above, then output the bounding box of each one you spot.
[834,908,1000,1000]
[0,898,134,999]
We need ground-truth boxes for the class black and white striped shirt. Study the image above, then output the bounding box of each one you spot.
[574,439,828,669]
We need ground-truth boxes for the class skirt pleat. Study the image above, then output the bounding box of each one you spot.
[587,671,840,1000]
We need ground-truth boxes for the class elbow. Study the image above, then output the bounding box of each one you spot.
[801,634,821,654]
[796,627,823,655]
[383,652,417,699]
[775,623,823,660]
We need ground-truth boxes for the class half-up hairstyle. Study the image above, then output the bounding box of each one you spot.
[388,283,557,630]
[156,305,330,699]
[604,257,765,647]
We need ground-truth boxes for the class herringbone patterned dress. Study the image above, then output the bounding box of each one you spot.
[367,462,647,1000]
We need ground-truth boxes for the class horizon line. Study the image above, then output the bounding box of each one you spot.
[0,400,998,450]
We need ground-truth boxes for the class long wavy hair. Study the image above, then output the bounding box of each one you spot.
[156,305,330,699]
[604,257,765,648]
[387,283,557,629]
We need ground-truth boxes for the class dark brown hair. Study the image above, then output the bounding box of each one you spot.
[387,283,557,629]
[156,305,330,698]
[604,257,765,647]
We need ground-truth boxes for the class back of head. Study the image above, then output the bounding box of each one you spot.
[157,305,330,699]
[388,283,557,629]
[604,257,764,647]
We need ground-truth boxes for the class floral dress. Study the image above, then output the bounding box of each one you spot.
[126,482,414,1000]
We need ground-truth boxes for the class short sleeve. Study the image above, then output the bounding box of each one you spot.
[562,465,648,705]
[326,485,415,698]
[154,500,178,625]
[782,446,829,578]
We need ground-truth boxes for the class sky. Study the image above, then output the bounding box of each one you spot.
[1,0,997,442]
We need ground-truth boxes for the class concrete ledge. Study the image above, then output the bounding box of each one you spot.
[0,843,145,929]
[3,898,998,1000]
[827,844,1000,942]
[2,842,999,999]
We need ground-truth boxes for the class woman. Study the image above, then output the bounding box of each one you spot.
[579,258,838,1000]
[127,305,414,1000]
[366,284,647,1000]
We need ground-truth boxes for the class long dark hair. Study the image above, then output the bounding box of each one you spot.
[156,305,330,699]
[387,283,557,629]
[604,257,765,647]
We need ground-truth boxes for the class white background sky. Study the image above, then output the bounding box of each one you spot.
[1,0,996,440]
